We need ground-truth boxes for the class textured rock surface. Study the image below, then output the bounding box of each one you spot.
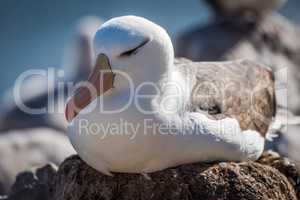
[7,151,300,200]
[8,164,56,200]
[50,155,298,200]
[258,151,300,198]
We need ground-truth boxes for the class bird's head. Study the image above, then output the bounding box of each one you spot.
[65,16,174,122]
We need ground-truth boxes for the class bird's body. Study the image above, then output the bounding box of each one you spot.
[66,16,276,175]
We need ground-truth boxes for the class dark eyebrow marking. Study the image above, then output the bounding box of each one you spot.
[119,39,150,57]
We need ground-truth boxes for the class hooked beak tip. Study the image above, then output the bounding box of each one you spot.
[65,99,75,123]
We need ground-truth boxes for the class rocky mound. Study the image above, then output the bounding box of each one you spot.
[4,151,300,200]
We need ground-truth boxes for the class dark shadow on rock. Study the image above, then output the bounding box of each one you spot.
[8,164,56,200]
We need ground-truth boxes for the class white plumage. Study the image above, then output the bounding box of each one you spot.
[67,16,274,175]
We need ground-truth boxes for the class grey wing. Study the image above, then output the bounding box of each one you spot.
[176,58,276,136]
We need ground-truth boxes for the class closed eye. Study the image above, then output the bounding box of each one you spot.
[119,39,149,57]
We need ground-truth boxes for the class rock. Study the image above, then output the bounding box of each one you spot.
[49,153,297,200]
[0,128,75,195]
[258,151,300,198]
[6,152,300,200]
[8,164,56,200]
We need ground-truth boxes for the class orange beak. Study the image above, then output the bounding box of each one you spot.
[65,54,114,122]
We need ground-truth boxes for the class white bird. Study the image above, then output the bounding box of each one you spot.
[65,16,276,175]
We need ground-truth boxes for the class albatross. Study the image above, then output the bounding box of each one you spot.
[65,16,276,175]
